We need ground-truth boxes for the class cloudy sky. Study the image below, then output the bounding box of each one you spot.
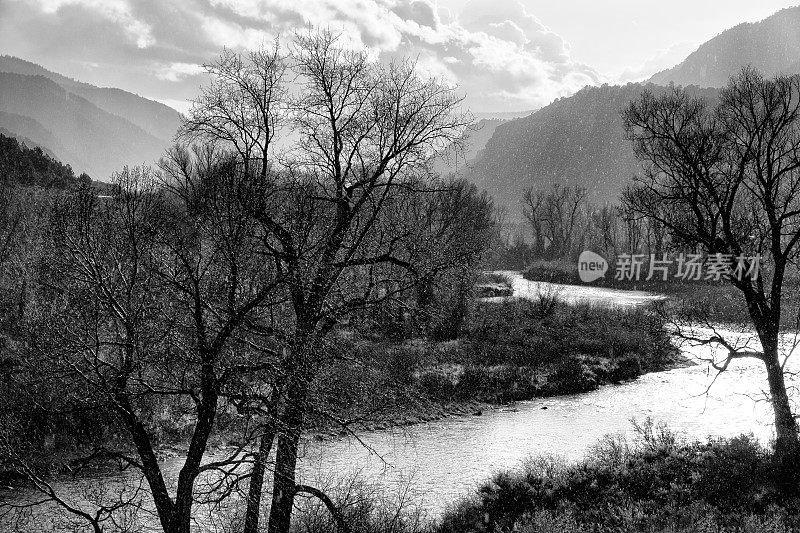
[1,0,798,114]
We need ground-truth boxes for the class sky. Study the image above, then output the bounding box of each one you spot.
[0,0,798,114]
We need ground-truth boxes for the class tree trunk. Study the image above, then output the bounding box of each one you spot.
[170,354,220,533]
[763,348,800,461]
[267,378,307,533]
[113,390,175,533]
[243,415,277,533]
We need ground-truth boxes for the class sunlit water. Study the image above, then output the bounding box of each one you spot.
[293,274,793,513]
[4,273,798,526]
[491,270,667,307]
[297,357,781,514]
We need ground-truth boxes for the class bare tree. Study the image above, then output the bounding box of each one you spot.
[522,183,587,259]
[255,31,472,533]
[16,161,286,533]
[522,188,545,256]
[622,67,800,460]
[177,43,292,533]
[180,42,286,181]
[175,30,479,533]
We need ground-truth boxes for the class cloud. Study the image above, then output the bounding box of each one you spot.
[36,0,156,48]
[0,0,604,112]
[615,41,698,83]
[155,62,205,82]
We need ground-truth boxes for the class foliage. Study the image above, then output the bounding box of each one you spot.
[436,423,800,533]
[0,133,90,189]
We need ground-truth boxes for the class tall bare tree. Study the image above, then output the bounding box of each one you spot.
[623,67,800,461]
[180,42,286,181]
[177,30,479,533]
[260,31,472,533]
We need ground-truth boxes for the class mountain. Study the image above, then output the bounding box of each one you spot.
[0,73,171,180]
[649,6,800,87]
[0,57,182,180]
[460,6,800,220]
[460,84,718,219]
[0,56,181,141]
[0,111,64,159]
[433,118,505,175]
[472,110,536,121]
[0,126,58,160]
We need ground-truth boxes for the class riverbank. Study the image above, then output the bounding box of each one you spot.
[303,293,686,441]
[435,421,800,533]
[150,282,687,450]
[293,423,800,533]
[0,276,687,488]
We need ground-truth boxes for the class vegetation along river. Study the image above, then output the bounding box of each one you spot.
[6,272,797,522]
[290,273,793,514]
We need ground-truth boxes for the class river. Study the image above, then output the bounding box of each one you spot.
[3,273,797,527]
[293,273,792,514]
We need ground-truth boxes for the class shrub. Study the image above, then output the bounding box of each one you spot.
[475,272,513,287]
[291,475,429,533]
[418,368,458,400]
[530,284,563,319]
[436,424,800,533]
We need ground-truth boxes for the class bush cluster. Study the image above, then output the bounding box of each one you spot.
[437,422,800,533]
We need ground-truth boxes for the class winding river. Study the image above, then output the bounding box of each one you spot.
[4,273,798,526]
[293,273,794,514]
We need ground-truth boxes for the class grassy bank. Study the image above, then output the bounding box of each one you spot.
[436,421,800,533]
[306,296,683,437]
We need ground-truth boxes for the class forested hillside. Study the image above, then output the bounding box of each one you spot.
[0,133,89,188]
[649,6,800,87]
[461,83,718,219]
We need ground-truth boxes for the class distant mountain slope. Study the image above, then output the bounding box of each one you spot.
[0,55,182,141]
[0,132,89,189]
[0,126,59,160]
[473,110,536,121]
[462,83,718,219]
[0,111,67,161]
[433,118,505,176]
[649,6,800,87]
[0,72,168,179]
[464,119,505,163]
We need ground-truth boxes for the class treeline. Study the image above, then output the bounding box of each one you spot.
[0,133,90,189]
[488,182,669,270]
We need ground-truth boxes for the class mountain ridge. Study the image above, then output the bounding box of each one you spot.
[649,6,800,87]
[0,55,182,142]
[455,5,800,221]
[0,72,170,179]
